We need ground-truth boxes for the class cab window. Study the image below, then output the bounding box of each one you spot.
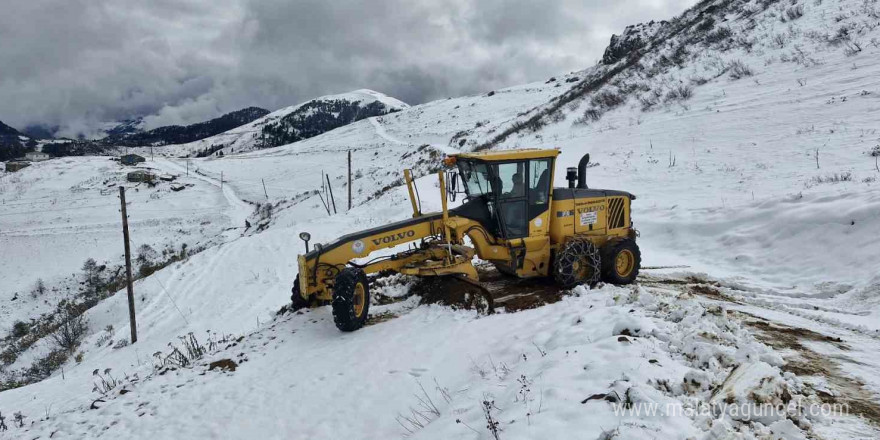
[528,159,551,205]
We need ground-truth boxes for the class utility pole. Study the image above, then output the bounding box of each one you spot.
[348,150,352,210]
[119,186,138,344]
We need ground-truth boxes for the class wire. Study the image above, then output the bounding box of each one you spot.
[153,275,189,326]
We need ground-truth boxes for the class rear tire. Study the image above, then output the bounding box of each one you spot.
[553,237,601,289]
[601,238,641,285]
[332,268,370,332]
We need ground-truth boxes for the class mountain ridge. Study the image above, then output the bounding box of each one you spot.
[168,89,408,157]
[103,106,270,147]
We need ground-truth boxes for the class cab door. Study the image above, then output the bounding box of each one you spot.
[495,158,553,276]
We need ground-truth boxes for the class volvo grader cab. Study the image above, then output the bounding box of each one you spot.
[292,149,640,331]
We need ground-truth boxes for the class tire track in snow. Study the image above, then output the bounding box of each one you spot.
[369,116,459,155]
[155,158,254,229]
[140,237,239,332]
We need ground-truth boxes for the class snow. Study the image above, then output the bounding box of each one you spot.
[2,0,880,438]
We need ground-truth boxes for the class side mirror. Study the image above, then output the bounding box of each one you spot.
[299,232,311,253]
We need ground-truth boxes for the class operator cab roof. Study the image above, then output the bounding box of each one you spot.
[449,148,560,162]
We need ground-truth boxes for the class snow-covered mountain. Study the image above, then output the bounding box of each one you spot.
[2,0,880,439]
[99,118,146,139]
[102,107,270,147]
[167,89,408,157]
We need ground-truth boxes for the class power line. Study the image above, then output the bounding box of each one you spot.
[153,275,189,326]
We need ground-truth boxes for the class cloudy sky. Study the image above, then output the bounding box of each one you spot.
[0,0,696,137]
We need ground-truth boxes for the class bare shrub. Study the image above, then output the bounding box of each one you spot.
[639,87,664,111]
[482,397,502,440]
[784,5,804,21]
[152,331,231,370]
[395,381,442,435]
[870,145,880,157]
[830,26,851,45]
[669,45,689,66]
[706,27,733,45]
[809,172,854,186]
[81,258,102,295]
[590,90,626,109]
[92,368,119,395]
[736,36,755,52]
[11,321,29,338]
[32,279,46,298]
[772,33,787,48]
[696,17,716,34]
[50,306,88,352]
[728,60,754,79]
[844,41,863,56]
[579,108,602,123]
[664,85,694,103]
[258,202,273,221]
[135,245,159,278]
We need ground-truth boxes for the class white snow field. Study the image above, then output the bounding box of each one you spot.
[2,0,880,439]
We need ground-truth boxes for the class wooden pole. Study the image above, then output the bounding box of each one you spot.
[220,171,223,189]
[186,160,189,176]
[348,150,352,210]
[262,179,269,200]
[119,186,137,344]
[326,174,337,214]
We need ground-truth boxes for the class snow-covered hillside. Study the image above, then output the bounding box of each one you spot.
[0,157,250,375]
[160,89,408,157]
[2,0,880,439]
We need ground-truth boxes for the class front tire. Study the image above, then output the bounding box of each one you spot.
[290,275,310,311]
[332,268,370,332]
[553,237,601,289]
[601,238,641,285]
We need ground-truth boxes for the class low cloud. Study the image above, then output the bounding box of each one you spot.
[0,0,696,137]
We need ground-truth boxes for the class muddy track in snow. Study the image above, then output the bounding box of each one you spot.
[743,316,880,430]
[646,274,880,431]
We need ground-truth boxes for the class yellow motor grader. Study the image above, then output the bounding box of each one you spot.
[292,149,639,331]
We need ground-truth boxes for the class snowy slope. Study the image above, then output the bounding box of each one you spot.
[0,157,248,332]
[2,0,880,439]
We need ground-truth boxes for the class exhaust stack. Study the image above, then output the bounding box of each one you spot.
[577,153,591,189]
